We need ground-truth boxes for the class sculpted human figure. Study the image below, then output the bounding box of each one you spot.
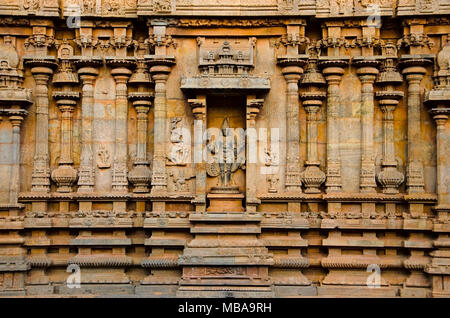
[206,118,245,188]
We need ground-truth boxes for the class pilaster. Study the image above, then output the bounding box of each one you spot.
[300,56,326,194]
[51,52,80,193]
[375,52,405,195]
[74,58,102,196]
[189,98,207,212]
[246,98,263,212]
[354,57,380,193]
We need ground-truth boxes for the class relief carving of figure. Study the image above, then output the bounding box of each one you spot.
[97,144,111,169]
[206,118,245,189]
[168,170,192,192]
[167,117,190,165]
[326,0,354,15]
[82,0,96,13]
[417,0,437,12]
[267,175,279,193]
[278,0,294,11]
[23,0,40,10]
[105,0,121,13]
[153,0,172,12]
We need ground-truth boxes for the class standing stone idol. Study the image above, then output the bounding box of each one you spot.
[206,118,245,192]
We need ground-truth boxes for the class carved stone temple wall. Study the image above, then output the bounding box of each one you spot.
[0,0,449,297]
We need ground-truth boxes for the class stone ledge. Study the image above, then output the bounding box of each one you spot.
[317,286,399,297]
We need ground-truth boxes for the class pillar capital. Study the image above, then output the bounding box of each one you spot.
[399,55,433,72]
[319,57,348,75]
[354,58,381,83]
[321,63,346,84]
[29,66,54,81]
[277,56,307,70]
[146,56,176,78]
[281,65,304,79]
[53,91,79,108]
[8,115,24,127]
[246,98,263,124]
[111,67,133,82]
[188,98,206,121]
[78,67,99,81]
[134,102,152,114]
[429,108,450,127]
[402,66,427,82]
[25,57,58,78]
[376,91,404,108]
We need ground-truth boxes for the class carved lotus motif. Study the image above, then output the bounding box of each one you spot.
[128,164,152,193]
[51,165,78,192]
[301,165,326,193]
[377,168,404,194]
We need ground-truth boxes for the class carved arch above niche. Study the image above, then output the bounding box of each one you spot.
[181,37,270,92]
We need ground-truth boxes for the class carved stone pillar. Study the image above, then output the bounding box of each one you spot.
[400,58,432,194]
[26,62,57,193]
[246,98,263,212]
[128,99,152,193]
[128,59,153,208]
[8,115,24,204]
[355,58,380,193]
[149,64,173,194]
[320,59,348,194]
[109,61,133,192]
[431,110,450,210]
[189,98,207,212]
[375,57,405,194]
[425,39,450,209]
[75,59,101,193]
[425,109,450,297]
[300,58,327,193]
[51,98,78,192]
[280,64,304,193]
[51,57,80,193]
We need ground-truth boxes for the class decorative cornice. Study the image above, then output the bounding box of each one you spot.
[68,255,133,267]
[141,256,179,268]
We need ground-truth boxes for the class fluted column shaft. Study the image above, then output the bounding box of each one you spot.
[189,99,207,211]
[301,97,326,194]
[305,105,320,164]
[136,104,150,163]
[403,66,427,193]
[31,67,53,192]
[59,104,75,164]
[77,67,98,192]
[356,65,379,193]
[51,99,78,193]
[382,104,396,164]
[246,99,263,211]
[9,116,24,204]
[111,67,132,192]
[150,66,171,193]
[430,110,449,209]
[128,100,152,194]
[322,66,345,193]
[282,66,303,192]
[436,115,449,208]
[376,98,405,195]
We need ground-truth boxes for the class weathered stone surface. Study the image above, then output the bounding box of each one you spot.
[0,1,448,298]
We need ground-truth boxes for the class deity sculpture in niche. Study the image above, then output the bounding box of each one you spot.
[206,118,245,193]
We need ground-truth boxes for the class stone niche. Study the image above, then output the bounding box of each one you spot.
[205,95,246,212]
